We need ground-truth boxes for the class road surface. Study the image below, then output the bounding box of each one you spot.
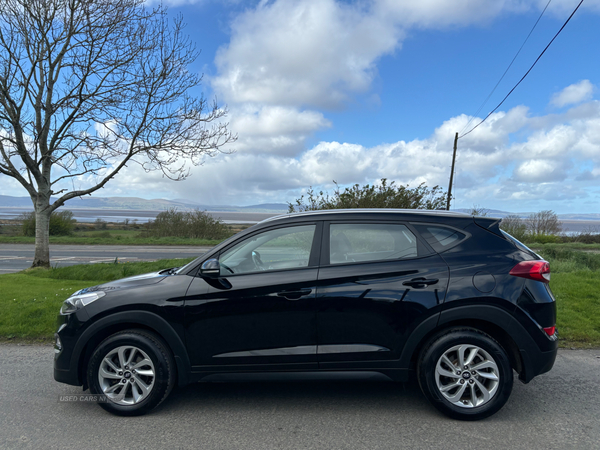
[0,244,212,273]
[0,345,599,449]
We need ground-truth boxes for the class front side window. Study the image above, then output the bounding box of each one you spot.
[219,225,316,275]
[329,223,420,265]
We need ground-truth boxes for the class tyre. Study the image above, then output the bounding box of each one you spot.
[87,329,176,416]
[417,328,513,421]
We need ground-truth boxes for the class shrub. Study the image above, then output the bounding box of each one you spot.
[145,208,230,240]
[94,218,108,230]
[20,210,76,236]
[288,179,448,213]
[528,234,560,244]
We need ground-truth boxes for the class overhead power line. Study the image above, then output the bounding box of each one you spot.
[459,0,553,136]
[458,0,585,139]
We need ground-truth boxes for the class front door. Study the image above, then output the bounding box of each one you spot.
[185,223,321,370]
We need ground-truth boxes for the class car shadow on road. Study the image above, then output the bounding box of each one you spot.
[155,379,433,416]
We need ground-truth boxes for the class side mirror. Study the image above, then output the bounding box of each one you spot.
[200,258,220,278]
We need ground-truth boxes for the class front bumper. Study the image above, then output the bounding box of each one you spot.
[53,310,89,387]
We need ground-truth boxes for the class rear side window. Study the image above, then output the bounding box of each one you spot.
[329,223,425,265]
[412,224,467,253]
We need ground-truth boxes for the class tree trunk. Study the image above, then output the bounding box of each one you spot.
[32,203,51,269]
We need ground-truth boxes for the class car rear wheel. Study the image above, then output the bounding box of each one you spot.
[87,329,176,416]
[418,328,513,420]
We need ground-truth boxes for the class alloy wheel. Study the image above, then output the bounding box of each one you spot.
[434,344,500,408]
[98,345,155,405]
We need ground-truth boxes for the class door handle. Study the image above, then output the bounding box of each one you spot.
[276,289,312,300]
[402,278,439,289]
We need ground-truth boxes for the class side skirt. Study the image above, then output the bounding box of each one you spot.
[188,369,411,383]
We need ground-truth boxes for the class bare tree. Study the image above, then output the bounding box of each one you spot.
[500,214,528,241]
[526,210,562,236]
[468,205,488,217]
[0,0,235,267]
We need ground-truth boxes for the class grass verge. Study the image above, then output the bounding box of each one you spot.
[26,258,196,282]
[0,274,90,340]
[551,272,600,347]
[0,258,195,340]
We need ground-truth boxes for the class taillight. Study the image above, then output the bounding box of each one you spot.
[543,326,556,337]
[509,260,550,283]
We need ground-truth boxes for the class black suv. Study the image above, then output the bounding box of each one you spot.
[54,209,558,420]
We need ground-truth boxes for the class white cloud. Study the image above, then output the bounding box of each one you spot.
[228,105,331,155]
[543,0,600,16]
[513,159,569,182]
[94,120,119,139]
[550,80,595,108]
[213,0,402,109]
[373,0,529,28]
[93,99,599,207]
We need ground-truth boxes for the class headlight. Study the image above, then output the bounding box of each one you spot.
[60,290,105,315]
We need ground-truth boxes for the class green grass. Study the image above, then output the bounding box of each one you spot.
[27,258,196,282]
[534,245,600,273]
[0,274,90,339]
[552,272,600,347]
[0,258,195,340]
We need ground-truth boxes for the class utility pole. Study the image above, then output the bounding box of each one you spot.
[446,132,458,211]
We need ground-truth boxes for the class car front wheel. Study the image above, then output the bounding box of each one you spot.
[87,329,176,416]
[418,328,513,420]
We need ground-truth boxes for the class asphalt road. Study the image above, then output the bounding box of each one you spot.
[0,345,599,449]
[0,244,213,273]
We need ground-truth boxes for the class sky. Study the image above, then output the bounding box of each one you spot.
[3,0,600,213]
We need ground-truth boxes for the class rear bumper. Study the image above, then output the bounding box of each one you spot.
[518,334,558,383]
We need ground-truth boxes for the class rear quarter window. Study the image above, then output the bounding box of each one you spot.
[412,224,467,253]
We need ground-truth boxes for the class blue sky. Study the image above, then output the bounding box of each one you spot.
[3,0,600,213]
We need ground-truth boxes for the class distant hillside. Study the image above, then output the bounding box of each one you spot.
[0,195,595,219]
[0,194,289,213]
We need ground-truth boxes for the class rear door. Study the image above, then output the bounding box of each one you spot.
[316,221,449,369]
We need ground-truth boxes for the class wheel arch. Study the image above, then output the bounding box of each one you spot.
[410,319,523,376]
[71,311,191,389]
[401,305,536,381]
